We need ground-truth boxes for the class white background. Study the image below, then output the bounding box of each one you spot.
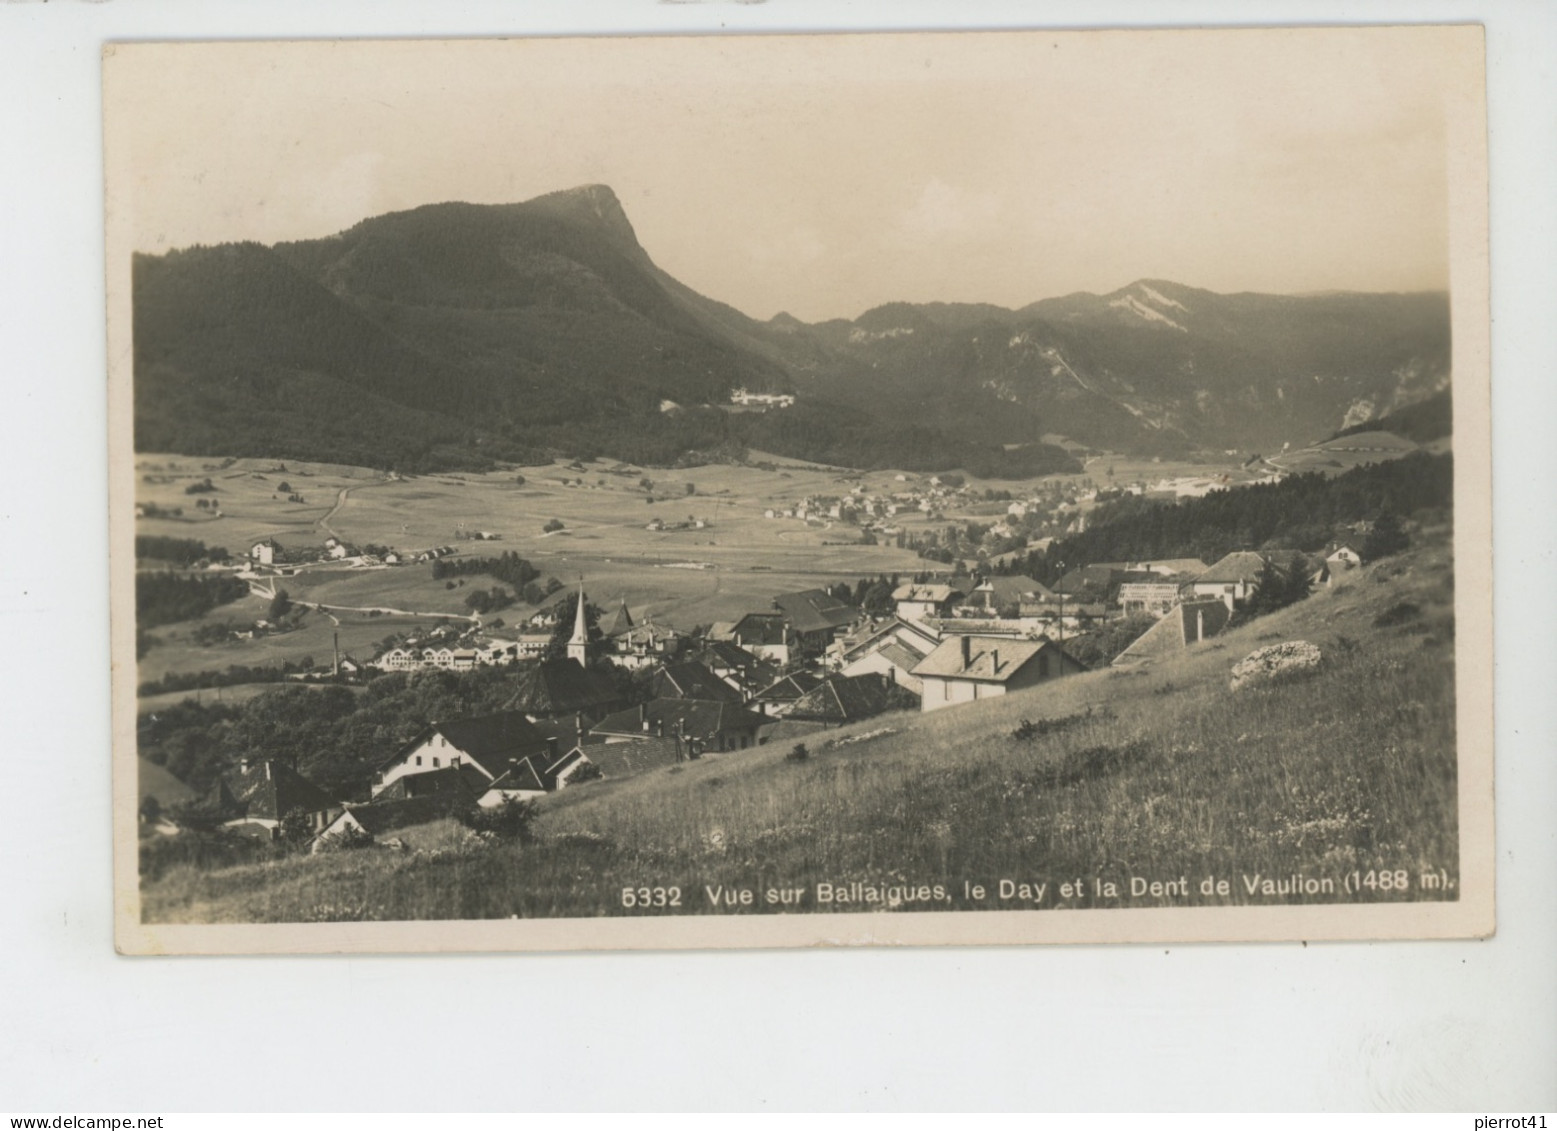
[1,0,1552,1112]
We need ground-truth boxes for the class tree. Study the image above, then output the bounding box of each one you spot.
[1364,512,1409,560]
[1243,559,1289,617]
[278,807,315,851]
[139,795,162,825]
[267,588,292,621]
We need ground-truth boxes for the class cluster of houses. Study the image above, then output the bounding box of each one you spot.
[181,535,1373,851]
[246,536,455,572]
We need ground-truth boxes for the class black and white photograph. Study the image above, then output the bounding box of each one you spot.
[105,27,1492,953]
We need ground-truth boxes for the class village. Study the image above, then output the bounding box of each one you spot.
[140,505,1378,854]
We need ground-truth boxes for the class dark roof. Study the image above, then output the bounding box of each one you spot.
[601,600,635,637]
[335,796,457,837]
[697,639,763,670]
[912,636,1086,682]
[373,764,488,802]
[753,671,825,704]
[1194,550,1314,584]
[378,711,551,775]
[528,714,607,751]
[219,760,336,821]
[787,674,890,724]
[592,698,767,741]
[436,712,549,762]
[578,737,687,778]
[731,612,788,647]
[505,659,622,717]
[485,760,548,794]
[1113,599,1231,665]
[1052,565,1155,595]
[654,661,743,703]
[1192,551,1269,584]
[772,589,858,635]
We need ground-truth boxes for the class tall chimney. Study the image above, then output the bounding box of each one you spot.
[960,635,971,670]
[992,648,1000,673]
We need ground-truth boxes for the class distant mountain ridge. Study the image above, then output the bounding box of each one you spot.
[133,184,1450,473]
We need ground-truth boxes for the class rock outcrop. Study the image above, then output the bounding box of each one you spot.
[1229,641,1323,691]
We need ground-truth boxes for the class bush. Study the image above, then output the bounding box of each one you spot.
[785,743,810,763]
[1372,601,1421,628]
[543,519,565,533]
[456,797,537,843]
[568,761,604,784]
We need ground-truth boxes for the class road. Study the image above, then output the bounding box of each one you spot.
[315,475,397,543]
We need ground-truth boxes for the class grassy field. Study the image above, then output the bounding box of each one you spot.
[142,532,1459,923]
[141,446,1174,690]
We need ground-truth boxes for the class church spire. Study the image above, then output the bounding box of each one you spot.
[567,579,589,668]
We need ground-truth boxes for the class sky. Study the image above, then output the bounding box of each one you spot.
[108,29,1458,322]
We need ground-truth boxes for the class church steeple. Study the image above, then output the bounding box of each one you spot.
[567,579,589,668]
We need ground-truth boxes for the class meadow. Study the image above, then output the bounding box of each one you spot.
[134,448,1084,689]
[141,532,1460,923]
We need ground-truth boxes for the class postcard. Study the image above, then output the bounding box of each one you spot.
[106,26,1492,953]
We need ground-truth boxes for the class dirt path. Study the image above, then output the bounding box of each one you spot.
[315,475,397,542]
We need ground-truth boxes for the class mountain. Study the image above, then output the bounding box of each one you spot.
[132,186,1450,473]
[757,279,1450,457]
[1330,387,1451,445]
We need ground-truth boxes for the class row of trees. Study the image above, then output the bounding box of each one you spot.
[431,550,541,591]
[135,536,230,565]
[136,571,249,629]
[995,453,1449,586]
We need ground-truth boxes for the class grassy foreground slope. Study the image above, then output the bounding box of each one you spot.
[143,532,1458,923]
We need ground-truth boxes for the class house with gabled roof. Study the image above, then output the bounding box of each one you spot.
[771,589,859,656]
[311,794,463,852]
[210,758,339,839]
[786,673,892,727]
[1111,598,1232,666]
[911,635,1086,713]
[1325,539,1366,569]
[840,640,927,695]
[569,735,686,778]
[1189,550,1317,610]
[1186,552,1268,609]
[371,711,553,798]
[959,575,1054,616]
[609,621,686,670]
[370,763,489,804]
[653,660,744,704]
[892,583,964,622]
[694,639,764,689]
[731,611,790,664]
[750,671,825,717]
[591,698,768,754]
